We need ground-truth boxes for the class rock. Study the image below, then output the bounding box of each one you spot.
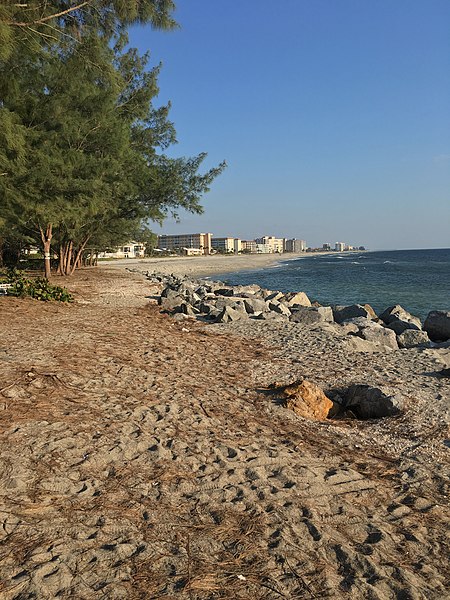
[181,303,199,316]
[276,380,334,421]
[214,287,235,297]
[282,291,312,307]
[289,306,334,325]
[333,304,376,324]
[342,337,395,353]
[159,295,186,312]
[344,317,374,328]
[264,291,284,302]
[397,329,430,348]
[215,298,246,312]
[253,311,289,322]
[243,297,267,314]
[424,311,450,342]
[343,384,403,419]
[380,305,422,333]
[268,301,291,316]
[215,306,247,323]
[359,323,399,350]
[340,323,360,335]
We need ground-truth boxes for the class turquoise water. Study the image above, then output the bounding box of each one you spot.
[216,248,450,320]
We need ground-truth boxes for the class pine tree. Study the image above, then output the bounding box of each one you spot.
[0,13,225,277]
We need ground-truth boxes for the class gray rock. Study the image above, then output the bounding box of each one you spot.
[268,301,291,316]
[380,305,422,333]
[199,301,217,315]
[214,287,235,297]
[216,298,246,312]
[359,323,399,350]
[254,311,289,322]
[215,306,247,323]
[290,306,334,325]
[424,310,450,342]
[181,303,199,316]
[264,291,284,302]
[397,329,431,348]
[159,295,186,312]
[340,323,360,335]
[243,297,268,314]
[343,384,403,419]
[333,304,376,324]
[282,291,311,307]
[342,336,395,353]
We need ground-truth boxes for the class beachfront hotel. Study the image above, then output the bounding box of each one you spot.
[211,237,242,254]
[157,233,212,255]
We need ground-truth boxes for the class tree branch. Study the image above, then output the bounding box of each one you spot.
[8,1,91,27]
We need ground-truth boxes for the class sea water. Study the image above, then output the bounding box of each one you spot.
[216,248,450,321]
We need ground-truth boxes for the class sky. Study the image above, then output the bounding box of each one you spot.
[129,0,450,250]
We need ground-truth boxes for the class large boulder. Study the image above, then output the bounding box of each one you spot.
[215,306,247,323]
[380,305,422,334]
[333,304,377,324]
[268,301,291,316]
[290,306,334,325]
[243,297,268,314]
[424,311,450,342]
[343,384,403,419]
[342,336,395,353]
[159,295,186,312]
[282,291,311,308]
[264,291,284,302]
[397,329,430,348]
[359,323,399,350]
[274,380,334,421]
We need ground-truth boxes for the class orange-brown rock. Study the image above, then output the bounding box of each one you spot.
[277,379,334,420]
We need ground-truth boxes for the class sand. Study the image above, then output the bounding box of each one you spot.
[104,252,308,277]
[0,264,448,599]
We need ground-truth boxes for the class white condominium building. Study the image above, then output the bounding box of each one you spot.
[158,233,212,255]
[255,236,285,253]
[211,237,242,254]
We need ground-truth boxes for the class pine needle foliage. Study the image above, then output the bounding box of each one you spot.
[0,1,226,276]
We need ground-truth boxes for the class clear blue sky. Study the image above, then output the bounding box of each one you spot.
[129,0,450,250]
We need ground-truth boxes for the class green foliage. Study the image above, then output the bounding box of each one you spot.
[5,270,73,302]
[0,0,226,277]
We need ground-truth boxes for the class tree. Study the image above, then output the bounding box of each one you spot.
[1,3,226,277]
[0,1,177,60]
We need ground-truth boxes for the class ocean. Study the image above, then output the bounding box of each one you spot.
[215,248,450,321]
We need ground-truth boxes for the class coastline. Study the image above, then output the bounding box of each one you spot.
[104,250,336,278]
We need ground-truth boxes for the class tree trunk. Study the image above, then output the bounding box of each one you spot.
[69,238,89,275]
[39,223,53,279]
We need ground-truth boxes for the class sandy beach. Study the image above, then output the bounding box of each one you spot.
[105,251,312,277]
[0,264,448,599]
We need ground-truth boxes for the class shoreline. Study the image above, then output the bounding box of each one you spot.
[103,250,340,278]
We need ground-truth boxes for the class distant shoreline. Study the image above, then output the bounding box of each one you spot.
[103,250,345,278]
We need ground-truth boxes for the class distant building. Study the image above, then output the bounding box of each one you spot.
[255,235,285,253]
[323,243,331,251]
[285,239,306,253]
[211,237,242,254]
[335,242,345,252]
[241,240,258,254]
[157,233,212,255]
[98,241,145,259]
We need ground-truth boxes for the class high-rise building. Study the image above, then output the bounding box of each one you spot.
[285,239,306,253]
[211,237,242,254]
[255,236,285,253]
[335,242,345,252]
[157,233,212,255]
